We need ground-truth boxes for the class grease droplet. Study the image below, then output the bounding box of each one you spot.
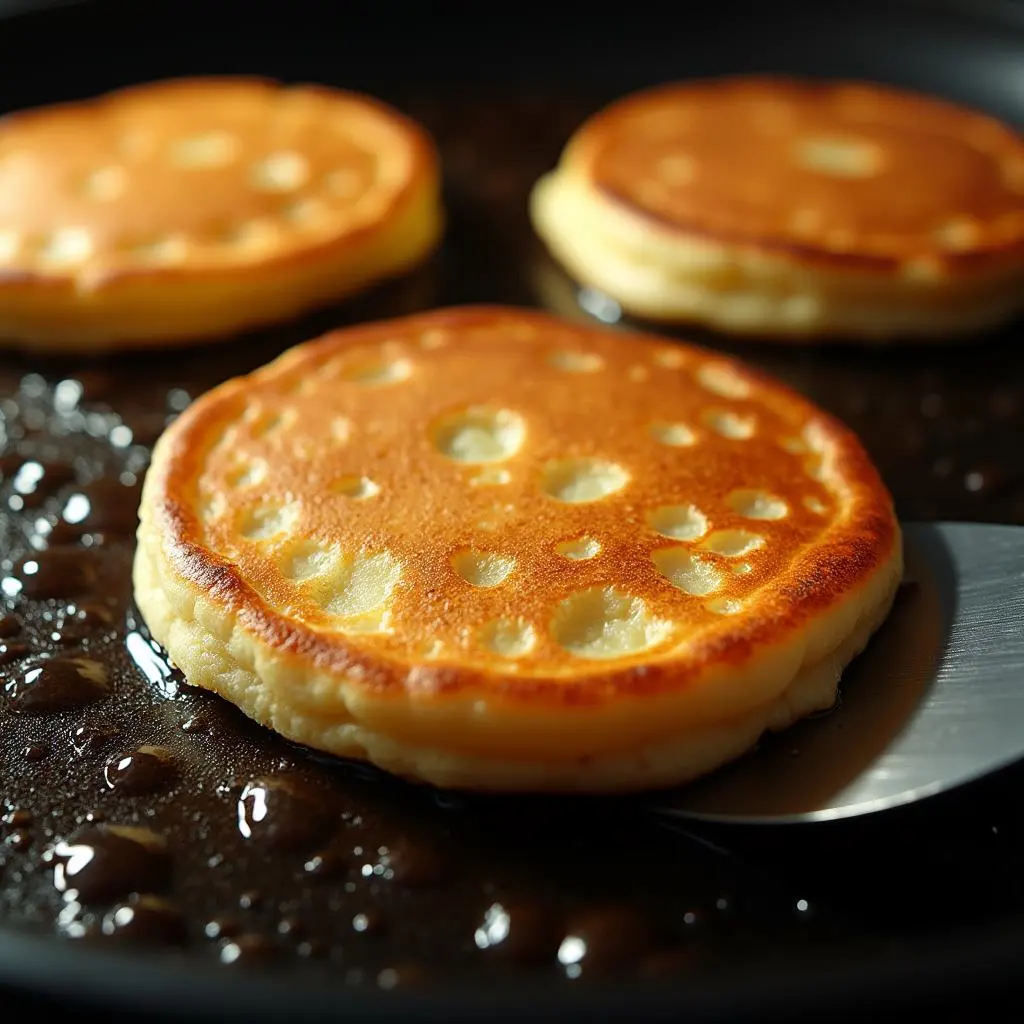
[50,825,170,903]
[73,721,120,754]
[220,933,280,965]
[351,910,388,936]
[236,776,333,850]
[6,657,110,714]
[303,847,348,879]
[101,895,187,945]
[104,746,177,795]
[204,917,240,941]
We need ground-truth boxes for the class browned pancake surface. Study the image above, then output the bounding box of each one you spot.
[0,76,436,286]
[146,306,897,711]
[577,77,1024,271]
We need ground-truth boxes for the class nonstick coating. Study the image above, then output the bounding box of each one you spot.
[1,1,1023,1020]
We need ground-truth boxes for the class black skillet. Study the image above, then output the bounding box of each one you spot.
[1,0,1024,1020]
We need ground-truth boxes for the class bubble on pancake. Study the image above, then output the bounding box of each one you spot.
[649,421,695,447]
[248,407,297,440]
[547,350,604,373]
[451,551,516,589]
[703,410,755,440]
[804,496,827,515]
[249,152,309,192]
[432,407,526,464]
[706,597,743,616]
[646,504,708,542]
[332,476,380,500]
[479,618,536,659]
[226,459,267,489]
[418,328,449,350]
[198,492,227,523]
[696,363,751,400]
[329,417,352,443]
[469,468,512,487]
[732,562,753,575]
[555,536,601,561]
[796,136,882,178]
[36,228,94,268]
[702,530,764,557]
[239,503,298,541]
[319,551,402,628]
[651,549,722,597]
[652,348,685,369]
[541,458,628,503]
[339,353,413,386]
[419,638,445,660]
[729,489,787,521]
[169,131,238,168]
[281,540,336,582]
[656,153,695,185]
[81,165,126,201]
[551,587,671,660]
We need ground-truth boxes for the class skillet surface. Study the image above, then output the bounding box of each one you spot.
[1,1,1023,1020]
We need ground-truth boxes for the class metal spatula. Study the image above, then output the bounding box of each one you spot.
[655,521,1024,825]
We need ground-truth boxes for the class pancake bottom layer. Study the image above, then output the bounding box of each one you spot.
[134,514,901,794]
[531,170,1024,342]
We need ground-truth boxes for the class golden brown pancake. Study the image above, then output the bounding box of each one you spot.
[530,76,1024,341]
[133,306,902,792]
[0,77,442,352]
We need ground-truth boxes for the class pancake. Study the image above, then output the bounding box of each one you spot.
[0,77,442,352]
[530,76,1024,342]
[133,306,902,793]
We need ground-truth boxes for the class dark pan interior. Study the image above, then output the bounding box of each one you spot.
[1,1,1024,1020]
